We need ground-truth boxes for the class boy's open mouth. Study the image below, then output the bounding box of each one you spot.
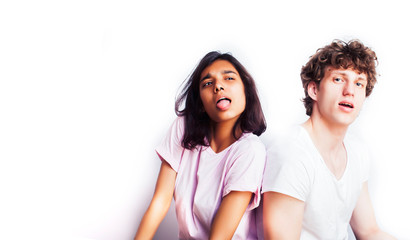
[339,102,353,108]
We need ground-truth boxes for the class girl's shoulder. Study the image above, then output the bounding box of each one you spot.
[174,115,185,126]
[233,132,266,154]
[168,116,185,135]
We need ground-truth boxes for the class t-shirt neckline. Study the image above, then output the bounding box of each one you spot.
[204,132,251,156]
[298,125,350,183]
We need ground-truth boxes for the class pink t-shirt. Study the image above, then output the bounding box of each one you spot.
[156,117,266,240]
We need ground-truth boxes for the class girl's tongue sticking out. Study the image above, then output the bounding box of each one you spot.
[216,98,231,111]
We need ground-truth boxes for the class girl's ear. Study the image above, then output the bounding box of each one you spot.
[307,81,319,101]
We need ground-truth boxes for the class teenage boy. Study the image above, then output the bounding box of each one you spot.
[262,40,395,239]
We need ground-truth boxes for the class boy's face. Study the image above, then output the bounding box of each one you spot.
[311,66,367,127]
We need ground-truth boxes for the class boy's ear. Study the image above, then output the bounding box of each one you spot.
[307,81,319,101]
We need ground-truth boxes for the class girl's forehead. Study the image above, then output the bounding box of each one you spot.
[201,60,237,75]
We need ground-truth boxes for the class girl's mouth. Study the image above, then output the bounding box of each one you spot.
[216,97,231,110]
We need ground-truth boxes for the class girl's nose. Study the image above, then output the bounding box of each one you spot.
[215,85,224,92]
[214,80,225,93]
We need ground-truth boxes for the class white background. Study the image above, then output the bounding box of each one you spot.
[1,0,409,239]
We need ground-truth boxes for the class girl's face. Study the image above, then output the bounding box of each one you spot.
[199,60,246,124]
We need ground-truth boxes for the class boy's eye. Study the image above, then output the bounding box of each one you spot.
[334,77,342,82]
[356,82,364,87]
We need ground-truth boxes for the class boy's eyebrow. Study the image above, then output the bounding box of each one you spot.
[332,71,367,81]
[332,70,348,76]
[357,75,366,81]
[200,70,238,82]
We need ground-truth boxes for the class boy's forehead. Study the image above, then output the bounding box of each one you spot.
[325,66,368,80]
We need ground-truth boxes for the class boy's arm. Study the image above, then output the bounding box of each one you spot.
[135,161,177,240]
[263,191,305,240]
[209,191,253,240]
[350,182,396,240]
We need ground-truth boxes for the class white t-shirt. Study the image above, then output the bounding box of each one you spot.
[156,116,266,240]
[262,126,370,240]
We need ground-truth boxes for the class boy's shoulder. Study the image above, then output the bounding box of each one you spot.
[267,125,312,154]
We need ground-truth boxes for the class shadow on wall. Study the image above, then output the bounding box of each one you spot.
[154,200,178,239]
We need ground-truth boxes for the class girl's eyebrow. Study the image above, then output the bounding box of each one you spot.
[200,70,238,82]
[223,70,238,75]
[200,73,211,82]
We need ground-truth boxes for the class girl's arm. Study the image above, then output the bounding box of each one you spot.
[209,191,253,240]
[134,161,177,240]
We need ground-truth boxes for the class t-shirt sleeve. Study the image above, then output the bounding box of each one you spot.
[222,136,267,210]
[262,141,312,202]
[155,117,185,172]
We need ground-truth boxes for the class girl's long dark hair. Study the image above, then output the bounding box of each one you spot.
[175,51,266,150]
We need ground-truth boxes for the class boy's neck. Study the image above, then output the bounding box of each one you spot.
[302,117,349,179]
[302,117,347,154]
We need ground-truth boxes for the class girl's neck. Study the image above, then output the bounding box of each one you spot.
[209,120,242,153]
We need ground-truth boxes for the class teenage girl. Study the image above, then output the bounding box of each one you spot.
[135,51,266,239]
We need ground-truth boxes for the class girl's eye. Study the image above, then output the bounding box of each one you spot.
[226,77,234,80]
[203,81,212,87]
